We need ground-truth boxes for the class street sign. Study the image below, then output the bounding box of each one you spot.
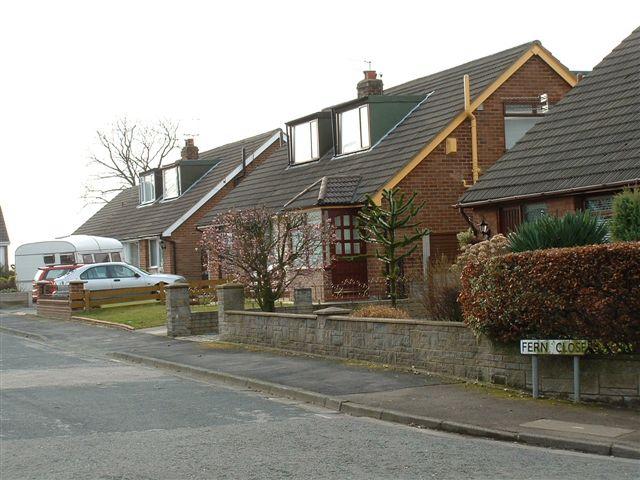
[520,339,588,355]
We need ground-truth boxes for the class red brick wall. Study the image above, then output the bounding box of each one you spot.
[171,141,282,279]
[374,55,573,285]
[472,195,581,235]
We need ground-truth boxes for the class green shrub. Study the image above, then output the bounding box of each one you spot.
[459,242,640,353]
[456,228,475,249]
[421,255,462,322]
[508,210,608,253]
[610,188,640,242]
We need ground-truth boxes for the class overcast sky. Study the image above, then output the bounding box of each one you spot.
[1,1,638,263]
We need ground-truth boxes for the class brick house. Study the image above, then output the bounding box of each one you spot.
[74,130,283,279]
[0,205,9,269]
[458,27,640,236]
[198,41,576,299]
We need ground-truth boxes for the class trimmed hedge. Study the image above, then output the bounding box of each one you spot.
[459,242,640,352]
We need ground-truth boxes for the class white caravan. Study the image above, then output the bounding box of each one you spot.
[14,235,124,292]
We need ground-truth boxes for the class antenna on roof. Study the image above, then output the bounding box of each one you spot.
[364,59,372,70]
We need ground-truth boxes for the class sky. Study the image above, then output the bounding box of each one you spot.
[1,0,638,264]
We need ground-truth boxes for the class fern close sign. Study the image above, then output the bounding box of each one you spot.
[520,339,588,403]
[520,339,588,355]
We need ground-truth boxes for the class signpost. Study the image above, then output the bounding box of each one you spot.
[520,340,588,402]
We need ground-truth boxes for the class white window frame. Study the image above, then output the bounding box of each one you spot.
[503,102,546,150]
[337,104,371,155]
[148,239,163,271]
[140,172,156,204]
[162,166,181,200]
[289,119,320,164]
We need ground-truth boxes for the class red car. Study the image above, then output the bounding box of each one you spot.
[32,265,82,302]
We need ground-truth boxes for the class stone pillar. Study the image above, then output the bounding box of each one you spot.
[217,283,245,337]
[166,283,191,337]
[293,287,313,313]
[313,306,351,344]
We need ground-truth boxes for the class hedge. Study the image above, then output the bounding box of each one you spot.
[459,242,640,352]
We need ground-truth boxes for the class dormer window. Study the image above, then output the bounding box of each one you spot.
[163,166,180,199]
[289,119,319,164]
[337,105,370,155]
[140,172,156,204]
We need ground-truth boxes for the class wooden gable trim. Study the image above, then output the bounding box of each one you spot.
[371,45,577,204]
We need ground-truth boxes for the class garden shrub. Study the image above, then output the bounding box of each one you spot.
[421,255,462,322]
[452,234,509,274]
[351,305,410,319]
[459,242,640,353]
[508,210,607,253]
[610,188,640,242]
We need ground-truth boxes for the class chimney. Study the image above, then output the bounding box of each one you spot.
[357,70,383,98]
[181,138,199,160]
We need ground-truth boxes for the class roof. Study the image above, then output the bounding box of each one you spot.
[15,235,123,255]
[459,27,640,206]
[200,41,571,224]
[0,205,8,244]
[74,129,280,240]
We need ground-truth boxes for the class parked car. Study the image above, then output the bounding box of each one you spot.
[54,262,186,291]
[32,264,83,302]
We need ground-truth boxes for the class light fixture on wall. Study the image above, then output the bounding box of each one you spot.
[479,219,491,240]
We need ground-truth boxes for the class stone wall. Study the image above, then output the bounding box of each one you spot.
[217,286,639,406]
[190,311,218,335]
[36,298,72,320]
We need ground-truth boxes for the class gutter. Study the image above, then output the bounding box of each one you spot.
[463,74,480,185]
[456,178,640,208]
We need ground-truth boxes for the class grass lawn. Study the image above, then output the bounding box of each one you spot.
[80,301,218,330]
[79,299,294,330]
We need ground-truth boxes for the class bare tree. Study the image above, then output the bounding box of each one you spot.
[83,117,180,204]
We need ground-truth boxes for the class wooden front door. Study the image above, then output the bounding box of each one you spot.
[326,208,368,296]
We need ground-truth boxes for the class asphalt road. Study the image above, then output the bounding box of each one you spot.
[1,330,638,479]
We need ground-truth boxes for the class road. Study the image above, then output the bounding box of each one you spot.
[0,323,638,479]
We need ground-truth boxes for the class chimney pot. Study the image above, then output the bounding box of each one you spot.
[357,70,383,98]
[181,138,199,160]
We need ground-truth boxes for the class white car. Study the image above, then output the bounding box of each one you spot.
[55,262,186,291]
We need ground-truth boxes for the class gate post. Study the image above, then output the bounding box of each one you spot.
[165,283,191,337]
[217,284,245,338]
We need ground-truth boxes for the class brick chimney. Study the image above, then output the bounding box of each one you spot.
[181,138,199,160]
[357,70,383,98]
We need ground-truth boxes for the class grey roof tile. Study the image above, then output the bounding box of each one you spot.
[0,206,8,244]
[459,27,640,205]
[74,129,279,240]
[200,42,538,224]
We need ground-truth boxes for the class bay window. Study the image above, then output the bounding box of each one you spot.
[337,105,371,155]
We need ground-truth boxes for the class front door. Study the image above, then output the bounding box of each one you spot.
[326,209,368,297]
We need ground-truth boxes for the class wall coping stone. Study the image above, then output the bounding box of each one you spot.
[329,315,467,327]
[226,310,316,320]
[314,307,351,315]
[217,283,245,290]
[165,282,189,289]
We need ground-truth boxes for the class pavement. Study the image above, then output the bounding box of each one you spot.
[4,330,639,479]
[1,309,639,461]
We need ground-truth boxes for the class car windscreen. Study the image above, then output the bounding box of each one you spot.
[44,269,73,280]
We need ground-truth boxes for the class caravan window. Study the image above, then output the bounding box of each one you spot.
[94,253,110,263]
[110,252,122,262]
[59,253,75,265]
[43,255,55,265]
[82,254,94,263]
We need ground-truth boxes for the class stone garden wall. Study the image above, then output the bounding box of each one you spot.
[217,286,640,406]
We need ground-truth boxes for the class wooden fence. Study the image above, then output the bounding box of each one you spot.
[71,279,227,310]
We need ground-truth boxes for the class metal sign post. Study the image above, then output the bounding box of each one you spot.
[520,339,588,402]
